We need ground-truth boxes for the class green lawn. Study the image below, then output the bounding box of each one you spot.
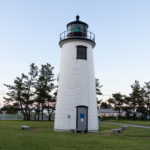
[105,120,150,126]
[0,121,150,150]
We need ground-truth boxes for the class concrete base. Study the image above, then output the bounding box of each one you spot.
[54,129,98,133]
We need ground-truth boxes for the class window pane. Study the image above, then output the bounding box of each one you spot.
[72,24,83,32]
[77,46,87,60]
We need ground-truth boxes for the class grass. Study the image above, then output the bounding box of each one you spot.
[0,121,150,150]
[105,120,150,126]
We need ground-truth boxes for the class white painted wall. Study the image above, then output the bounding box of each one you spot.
[54,39,98,132]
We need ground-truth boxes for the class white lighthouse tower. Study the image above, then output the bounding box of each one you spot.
[54,16,98,132]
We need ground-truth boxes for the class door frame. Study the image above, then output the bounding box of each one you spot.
[76,105,88,132]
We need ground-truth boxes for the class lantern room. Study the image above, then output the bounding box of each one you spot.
[59,15,95,47]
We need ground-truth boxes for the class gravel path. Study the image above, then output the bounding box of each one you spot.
[100,121,150,129]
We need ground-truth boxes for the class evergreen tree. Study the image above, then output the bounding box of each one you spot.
[95,78,102,108]
[100,101,112,109]
[21,63,38,120]
[108,93,124,118]
[4,76,27,119]
[123,96,132,118]
[4,63,56,121]
[143,81,150,118]
[130,80,145,119]
[34,63,55,120]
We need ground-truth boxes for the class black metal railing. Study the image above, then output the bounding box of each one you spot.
[60,30,95,42]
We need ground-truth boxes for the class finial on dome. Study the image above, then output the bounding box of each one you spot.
[76,15,79,21]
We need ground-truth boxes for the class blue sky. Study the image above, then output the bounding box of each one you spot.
[0,0,150,106]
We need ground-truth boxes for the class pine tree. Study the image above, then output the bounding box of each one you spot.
[34,63,55,120]
[95,78,102,108]
[4,76,27,120]
[130,80,145,119]
[108,93,124,118]
[143,81,150,119]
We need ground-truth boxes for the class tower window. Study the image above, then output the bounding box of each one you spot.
[77,46,87,60]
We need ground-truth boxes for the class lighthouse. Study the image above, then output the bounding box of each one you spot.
[54,16,98,132]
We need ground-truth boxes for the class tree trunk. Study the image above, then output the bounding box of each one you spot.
[37,110,40,120]
[48,114,51,121]
[41,105,44,120]
[34,110,37,120]
[23,111,27,120]
[28,110,31,120]
[20,102,27,120]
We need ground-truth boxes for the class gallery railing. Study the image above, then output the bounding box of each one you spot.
[60,30,95,42]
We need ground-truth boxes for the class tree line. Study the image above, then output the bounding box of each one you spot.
[2,63,57,120]
[99,80,150,119]
[1,63,150,120]
[1,63,102,121]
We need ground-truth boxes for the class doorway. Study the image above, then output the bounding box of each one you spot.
[76,106,88,132]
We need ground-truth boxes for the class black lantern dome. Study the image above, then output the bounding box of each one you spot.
[59,16,95,47]
[67,15,88,34]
